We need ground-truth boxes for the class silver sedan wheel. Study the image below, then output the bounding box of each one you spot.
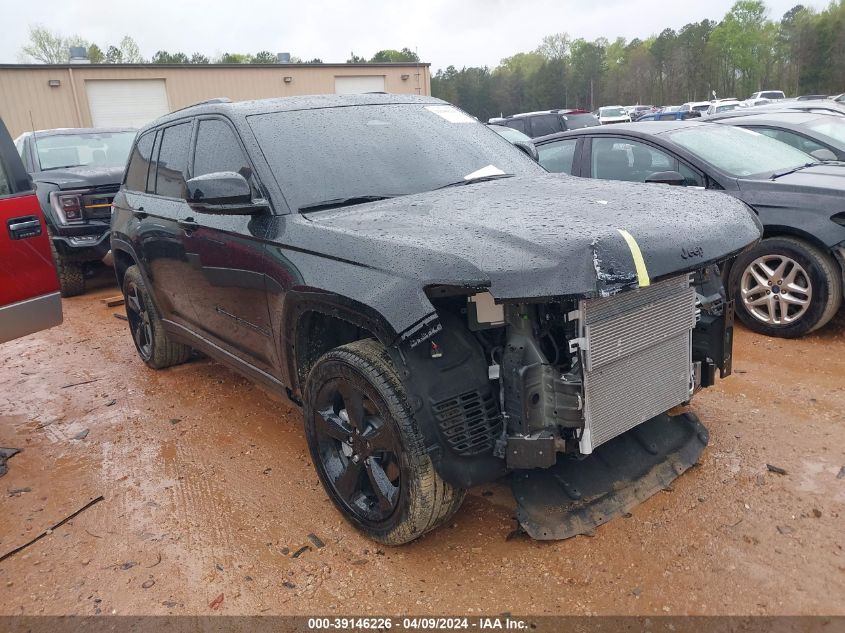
[740,255,812,326]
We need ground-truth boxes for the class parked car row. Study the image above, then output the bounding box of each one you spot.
[533,111,845,338]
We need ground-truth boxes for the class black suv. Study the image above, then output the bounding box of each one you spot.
[489,109,599,138]
[111,95,761,544]
[16,128,136,296]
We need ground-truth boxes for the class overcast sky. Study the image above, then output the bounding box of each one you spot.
[2,0,827,71]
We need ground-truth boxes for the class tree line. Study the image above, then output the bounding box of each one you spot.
[432,0,845,121]
[19,25,420,66]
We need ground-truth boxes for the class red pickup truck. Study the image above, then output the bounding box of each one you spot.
[0,118,62,343]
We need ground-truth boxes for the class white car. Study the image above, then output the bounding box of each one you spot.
[749,90,786,101]
[680,101,711,116]
[706,99,743,116]
[598,106,632,124]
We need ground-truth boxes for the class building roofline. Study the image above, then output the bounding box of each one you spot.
[0,62,430,70]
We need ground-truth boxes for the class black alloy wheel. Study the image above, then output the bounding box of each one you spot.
[312,378,402,523]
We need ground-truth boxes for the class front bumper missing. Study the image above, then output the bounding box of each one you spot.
[511,412,708,540]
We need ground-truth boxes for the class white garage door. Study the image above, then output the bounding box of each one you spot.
[334,75,386,95]
[86,80,170,128]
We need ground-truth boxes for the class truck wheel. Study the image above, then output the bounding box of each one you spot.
[49,241,85,297]
[122,265,192,369]
[304,339,465,545]
[730,237,842,338]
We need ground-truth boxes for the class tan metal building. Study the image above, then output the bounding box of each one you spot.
[0,62,432,138]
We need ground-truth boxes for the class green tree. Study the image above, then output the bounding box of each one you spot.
[190,52,210,64]
[369,48,419,63]
[218,52,250,64]
[347,51,367,63]
[250,50,276,64]
[20,24,88,63]
[87,44,104,64]
[106,45,123,64]
[152,51,190,64]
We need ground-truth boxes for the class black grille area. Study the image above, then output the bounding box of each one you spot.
[432,390,501,456]
[82,184,120,220]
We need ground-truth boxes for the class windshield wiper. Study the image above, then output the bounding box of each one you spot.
[41,164,84,171]
[298,195,398,213]
[436,174,516,189]
[769,162,819,180]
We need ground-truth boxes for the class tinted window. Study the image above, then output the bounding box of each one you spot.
[591,137,676,182]
[154,123,192,199]
[248,104,541,212]
[678,162,705,187]
[561,113,599,130]
[505,119,526,133]
[124,132,154,192]
[538,139,578,174]
[752,127,827,154]
[194,119,253,179]
[530,115,562,137]
[0,157,9,196]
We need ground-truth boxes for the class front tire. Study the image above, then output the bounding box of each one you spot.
[49,241,85,297]
[122,265,192,369]
[730,237,842,338]
[304,339,465,545]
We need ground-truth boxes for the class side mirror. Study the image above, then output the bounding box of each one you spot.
[645,170,686,186]
[810,148,837,162]
[513,140,540,162]
[185,171,266,214]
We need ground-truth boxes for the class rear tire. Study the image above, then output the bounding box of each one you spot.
[49,241,85,297]
[122,265,192,369]
[730,236,842,338]
[304,339,465,545]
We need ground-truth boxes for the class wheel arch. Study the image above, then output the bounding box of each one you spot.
[284,292,401,401]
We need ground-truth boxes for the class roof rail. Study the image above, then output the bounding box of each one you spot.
[170,97,232,115]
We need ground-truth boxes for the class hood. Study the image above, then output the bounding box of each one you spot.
[739,162,845,197]
[32,165,124,190]
[302,173,762,300]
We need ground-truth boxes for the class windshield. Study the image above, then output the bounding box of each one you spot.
[667,125,817,177]
[489,125,531,143]
[692,104,710,112]
[805,117,845,144]
[600,107,626,117]
[248,103,541,212]
[715,103,739,113]
[34,131,135,171]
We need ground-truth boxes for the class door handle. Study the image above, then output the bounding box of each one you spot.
[7,216,42,240]
[178,217,199,233]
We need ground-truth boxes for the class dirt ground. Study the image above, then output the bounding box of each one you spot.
[1,274,844,617]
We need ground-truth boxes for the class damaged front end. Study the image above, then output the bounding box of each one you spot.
[395,263,734,540]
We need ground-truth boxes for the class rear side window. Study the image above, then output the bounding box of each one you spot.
[153,123,192,199]
[505,119,526,134]
[530,114,562,137]
[124,132,154,192]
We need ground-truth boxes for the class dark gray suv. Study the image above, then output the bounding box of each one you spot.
[111,94,760,544]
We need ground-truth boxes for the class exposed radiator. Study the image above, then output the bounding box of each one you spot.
[579,275,697,454]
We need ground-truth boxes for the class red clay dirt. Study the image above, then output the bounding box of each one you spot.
[1,278,843,617]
